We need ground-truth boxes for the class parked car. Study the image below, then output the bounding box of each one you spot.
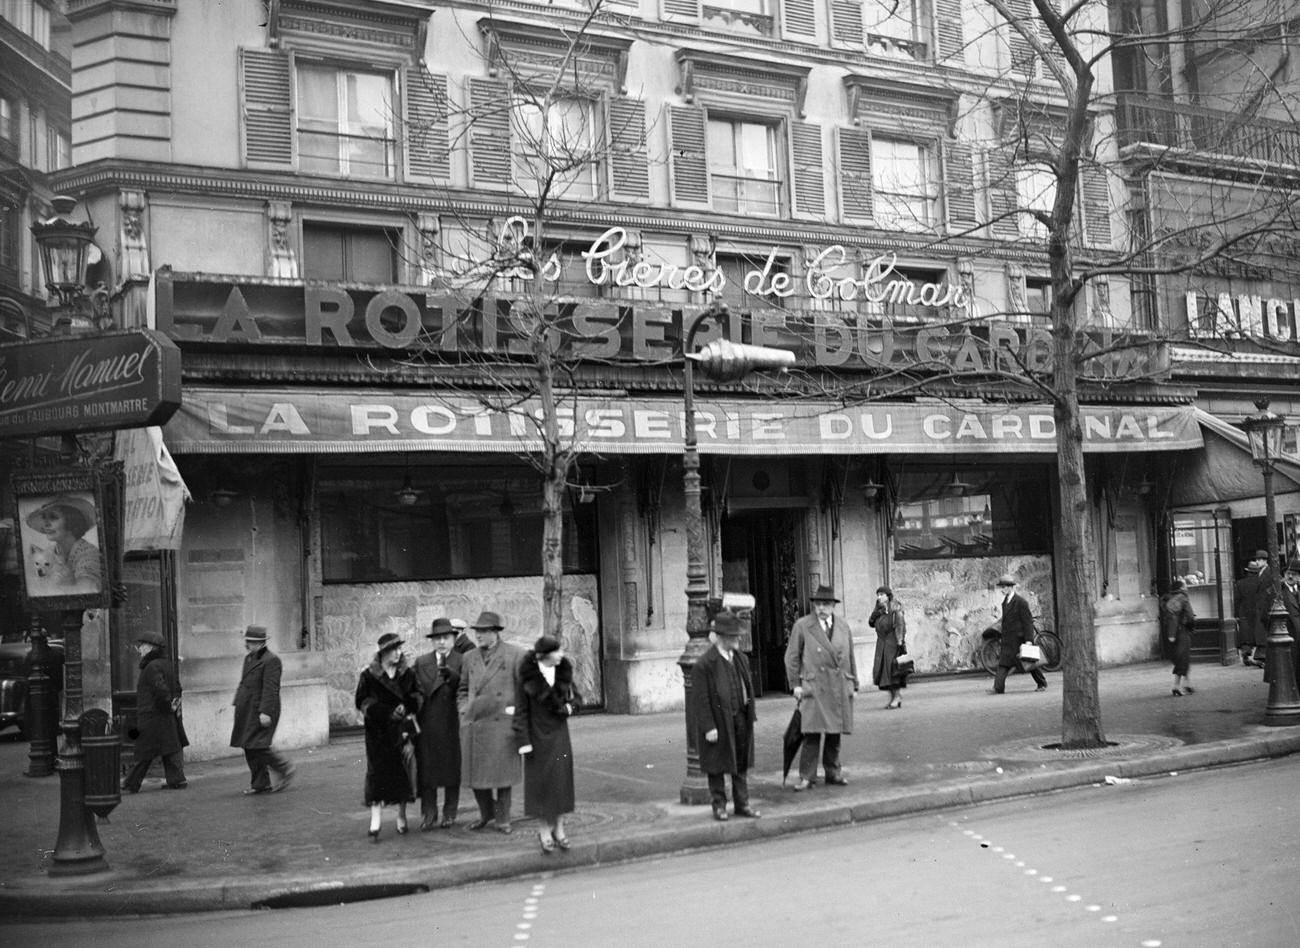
[0,639,63,737]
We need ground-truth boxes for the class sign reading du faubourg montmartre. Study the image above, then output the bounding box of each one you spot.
[156,224,1165,380]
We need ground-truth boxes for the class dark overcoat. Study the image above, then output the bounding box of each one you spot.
[134,649,185,759]
[355,661,420,806]
[230,645,283,750]
[784,613,857,733]
[1280,581,1300,677]
[1162,589,1195,677]
[1235,570,1269,648]
[690,645,756,776]
[518,654,579,822]
[869,603,908,689]
[998,592,1037,668]
[413,649,462,790]
[457,641,526,788]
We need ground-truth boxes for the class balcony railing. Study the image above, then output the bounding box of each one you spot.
[1117,94,1300,168]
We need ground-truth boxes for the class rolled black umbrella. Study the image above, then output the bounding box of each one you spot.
[782,701,805,783]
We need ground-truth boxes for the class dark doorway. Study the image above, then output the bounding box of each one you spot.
[1232,515,1283,569]
[721,509,804,695]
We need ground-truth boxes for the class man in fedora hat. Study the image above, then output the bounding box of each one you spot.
[230,625,295,795]
[691,610,759,821]
[1281,559,1300,680]
[990,574,1048,694]
[784,584,858,791]
[1235,550,1273,668]
[457,610,526,832]
[414,617,463,829]
[122,629,188,792]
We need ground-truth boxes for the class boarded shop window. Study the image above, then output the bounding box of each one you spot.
[893,465,1052,560]
[302,223,399,284]
[318,465,598,583]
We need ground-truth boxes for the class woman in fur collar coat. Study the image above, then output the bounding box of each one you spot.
[355,632,421,841]
[517,635,580,854]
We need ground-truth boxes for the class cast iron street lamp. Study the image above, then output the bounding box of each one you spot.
[29,196,120,874]
[678,302,795,804]
[1241,399,1300,724]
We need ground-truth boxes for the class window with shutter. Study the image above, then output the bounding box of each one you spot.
[669,105,711,207]
[872,136,937,231]
[863,0,929,61]
[943,141,978,232]
[663,0,702,21]
[790,121,826,219]
[836,126,874,221]
[240,48,293,169]
[830,0,864,48]
[404,67,450,183]
[934,0,965,61]
[985,147,1020,239]
[608,97,650,201]
[512,92,600,200]
[469,77,512,190]
[1005,0,1037,77]
[1082,166,1112,247]
[1016,163,1056,240]
[709,117,781,216]
[701,0,776,38]
[296,62,396,179]
[781,0,817,38]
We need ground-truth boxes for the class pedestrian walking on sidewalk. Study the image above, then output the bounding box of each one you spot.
[517,635,581,853]
[414,617,462,830]
[989,574,1048,695]
[869,585,908,709]
[1282,559,1300,680]
[230,625,295,795]
[1235,550,1270,667]
[356,632,420,841]
[458,610,525,833]
[122,630,187,792]
[1162,580,1196,696]
[784,584,857,790]
[691,611,760,821]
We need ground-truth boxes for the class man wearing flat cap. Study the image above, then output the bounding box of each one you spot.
[122,629,188,793]
[990,574,1048,695]
[457,610,526,832]
[1235,550,1272,668]
[414,617,463,830]
[784,584,858,791]
[231,625,295,795]
[691,610,760,821]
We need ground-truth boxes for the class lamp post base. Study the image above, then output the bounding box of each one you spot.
[50,749,108,876]
[679,776,712,806]
[1263,624,1300,726]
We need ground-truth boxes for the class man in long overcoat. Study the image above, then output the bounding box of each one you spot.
[414,617,463,830]
[785,584,857,791]
[230,624,295,795]
[457,610,525,833]
[690,611,759,821]
[122,630,187,792]
[990,574,1048,694]
[1235,551,1269,667]
[1281,559,1300,681]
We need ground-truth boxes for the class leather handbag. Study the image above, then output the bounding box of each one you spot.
[893,644,915,672]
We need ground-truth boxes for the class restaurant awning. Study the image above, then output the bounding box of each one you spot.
[163,387,1204,456]
[1164,408,1300,505]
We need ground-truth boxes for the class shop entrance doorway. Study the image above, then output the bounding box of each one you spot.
[721,509,805,696]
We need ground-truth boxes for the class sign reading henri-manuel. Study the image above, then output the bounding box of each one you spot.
[0,330,183,439]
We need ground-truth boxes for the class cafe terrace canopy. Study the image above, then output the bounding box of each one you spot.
[164,387,1203,456]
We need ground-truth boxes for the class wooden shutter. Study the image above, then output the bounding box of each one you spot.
[935,0,965,62]
[782,0,817,39]
[662,0,700,22]
[1082,165,1112,247]
[790,121,826,219]
[1005,0,1037,78]
[668,105,710,208]
[404,67,449,183]
[943,141,978,232]
[986,146,1020,239]
[240,48,292,169]
[469,77,511,189]
[830,1,864,48]
[1040,0,1069,79]
[609,97,650,202]
[836,126,873,222]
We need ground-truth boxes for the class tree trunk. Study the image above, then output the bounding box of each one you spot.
[534,339,568,646]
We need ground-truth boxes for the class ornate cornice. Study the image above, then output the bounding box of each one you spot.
[675,47,810,116]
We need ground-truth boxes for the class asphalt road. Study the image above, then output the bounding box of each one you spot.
[5,756,1297,947]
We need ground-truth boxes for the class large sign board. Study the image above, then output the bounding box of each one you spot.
[0,330,182,439]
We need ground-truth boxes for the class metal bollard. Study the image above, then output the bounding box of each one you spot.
[24,626,60,778]
[80,709,121,819]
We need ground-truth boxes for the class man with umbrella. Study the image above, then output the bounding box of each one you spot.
[784,584,857,791]
[690,610,760,822]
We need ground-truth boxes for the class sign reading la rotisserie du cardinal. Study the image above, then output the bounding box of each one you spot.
[0,329,182,439]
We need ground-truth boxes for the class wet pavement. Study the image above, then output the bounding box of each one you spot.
[0,659,1296,917]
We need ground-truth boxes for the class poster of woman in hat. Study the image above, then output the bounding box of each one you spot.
[16,490,104,598]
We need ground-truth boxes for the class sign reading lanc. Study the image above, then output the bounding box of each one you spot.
[154,227,1166,379]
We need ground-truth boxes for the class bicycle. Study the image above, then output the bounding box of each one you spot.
[975,626,1062,675]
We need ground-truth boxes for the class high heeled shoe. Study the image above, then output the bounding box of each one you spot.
[368,827,381,843]
[539,832,556,854]
[1171,688,1184,697]
[396,820,409,835]
[554,834,571,851]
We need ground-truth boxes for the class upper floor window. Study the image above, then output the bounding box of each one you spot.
[1017,164,1056,239]
[871,137,937,231]
[512,94,599,200]
[46,126,69,171]
[708,117,781,216]
[0,97,13,144]
[702,0,775,38]
[296,63,395,179]
[0,0,51,49]
[303,222,398,284]
[715,249,790,310]
[863,0,927,59]
[0,203,19,274]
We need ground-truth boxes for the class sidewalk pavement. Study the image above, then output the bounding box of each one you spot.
[2,660,1297,918]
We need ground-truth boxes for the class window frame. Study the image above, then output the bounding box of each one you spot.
[870,134,939,231]
[294,59,398,181]
[301,219,403,285]
[510,89,603,202]
[707,113,784,217]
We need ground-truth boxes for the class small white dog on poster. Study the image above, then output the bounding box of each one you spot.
[28,543,75,588]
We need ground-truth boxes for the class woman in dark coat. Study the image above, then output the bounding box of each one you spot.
[355,632,420,841]
[869,586,908,710]
[1163,579,1196,696]
[517,635,580,854]
[122,630,187,792]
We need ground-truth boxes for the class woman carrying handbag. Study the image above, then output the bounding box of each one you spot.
[869,586,909,710]
[355,632,421,841]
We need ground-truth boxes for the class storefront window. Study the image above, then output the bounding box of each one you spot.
[319,465,598,583]
[893,465,1051,560]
